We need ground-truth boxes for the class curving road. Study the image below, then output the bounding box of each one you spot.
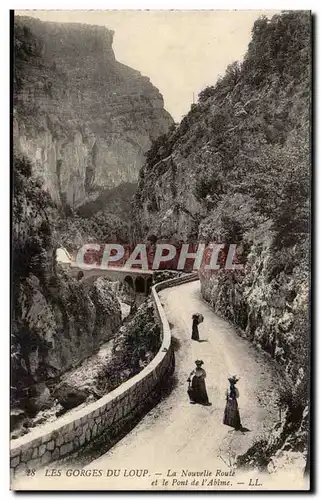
[82,280,289,490]
[14,280,307,490]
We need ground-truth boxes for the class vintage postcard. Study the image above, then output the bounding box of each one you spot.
[11,9,311,491]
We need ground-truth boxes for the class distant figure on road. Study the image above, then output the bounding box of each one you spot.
[223,375,242,430]
[191,313,204,341]
[187,360,211,406]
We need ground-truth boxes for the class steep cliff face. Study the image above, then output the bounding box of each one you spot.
[56,183,137,253]
[12,154,122,421]
[13,16,173,209]
[136,12,310,244]
[135,11,310,469]
[135,10,310,373]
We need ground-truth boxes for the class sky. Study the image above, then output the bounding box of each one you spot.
[16,10,280,122]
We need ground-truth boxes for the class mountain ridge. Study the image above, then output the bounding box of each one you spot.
[13,15,173,210]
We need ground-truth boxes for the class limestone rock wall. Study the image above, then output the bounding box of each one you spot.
[11,154,122,418]
[14,16,173,208]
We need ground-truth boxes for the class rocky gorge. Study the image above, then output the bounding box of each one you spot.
[134,11,310,473]
[12,11,310,479]
[11,153,121,432]
[12,16,173,439]
[13,16,173,210]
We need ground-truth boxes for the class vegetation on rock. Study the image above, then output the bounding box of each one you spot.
[135,11,311,470]
[11,154,121,428]
[94,299,162,394]
[56,183,137,252]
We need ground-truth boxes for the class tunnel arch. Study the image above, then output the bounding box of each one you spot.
[135,276,145,294]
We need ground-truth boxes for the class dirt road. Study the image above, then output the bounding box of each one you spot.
[83,280,285,489]
[14,280,308,491]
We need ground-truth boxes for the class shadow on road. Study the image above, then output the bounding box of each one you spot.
[171,335,181,352]
[228,426,251,434]
[240,426,251,433]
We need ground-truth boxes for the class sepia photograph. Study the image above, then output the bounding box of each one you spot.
[10,7,311,491]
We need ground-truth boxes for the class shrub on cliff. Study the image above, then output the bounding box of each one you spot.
[191,13,310,389]
[57,209,132,252]
[145,132,173,168]
[94,300,161,393]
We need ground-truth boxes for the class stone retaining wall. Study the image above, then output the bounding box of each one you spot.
[10,273,199,476]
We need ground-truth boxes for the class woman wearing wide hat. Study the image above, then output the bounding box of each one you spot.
[191,313,204,341]
[187,360,211,406]
[223,375,242,430]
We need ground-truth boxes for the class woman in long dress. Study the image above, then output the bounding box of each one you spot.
[187,360,211,406]
[223,375,241,430]
[191,314,200,341]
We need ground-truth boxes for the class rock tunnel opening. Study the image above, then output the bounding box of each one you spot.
[135,276,145,294]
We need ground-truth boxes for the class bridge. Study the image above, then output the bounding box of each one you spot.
[56,247,153,296]
[70,264,153,295]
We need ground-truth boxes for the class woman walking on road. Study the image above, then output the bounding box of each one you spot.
[223,375,242,430]
[187,360,211,406]
[191,313,204,341]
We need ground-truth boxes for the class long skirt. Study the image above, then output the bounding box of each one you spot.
[191,321,199,341]
[188,376,209,404]
[223,397,241,430]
